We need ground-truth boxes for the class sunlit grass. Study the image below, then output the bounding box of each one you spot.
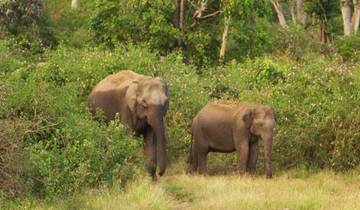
[161,172,360,210]
[4,169,360,210]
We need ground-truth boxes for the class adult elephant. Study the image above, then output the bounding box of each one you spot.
[88,70,169,179]
[189,101,276,178]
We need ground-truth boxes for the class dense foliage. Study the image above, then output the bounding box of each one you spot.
[0,0,42,35]
[90,0,274,65]
[0,41,143,198]
[91,0,179,51]
[2,37,360,198]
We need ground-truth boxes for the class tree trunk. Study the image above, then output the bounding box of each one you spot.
[296,0,306,25]
[219,16,231,61]
[353,0,360,33]
[271,0,288,29]
[341,0,353,35]
[320,18,328,43]
[71,0,78,10]
[290,0,297,23]
[179,0,184,32]
[172,0,180,27]
[173,0,185,46]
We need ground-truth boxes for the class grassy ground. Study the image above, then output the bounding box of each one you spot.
[7,168,360,210]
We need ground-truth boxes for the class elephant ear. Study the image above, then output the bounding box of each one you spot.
[242,108,253,128]
[125,80,139,112]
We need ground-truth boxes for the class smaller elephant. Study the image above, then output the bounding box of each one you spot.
[88,70,169,179]
[189,101,276,178]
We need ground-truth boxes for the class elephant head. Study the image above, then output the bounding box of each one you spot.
[244,105,275,178]
[125,77,169,176]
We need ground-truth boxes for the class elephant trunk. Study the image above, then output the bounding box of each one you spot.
[262,134,273,178]
[148,106,167,176]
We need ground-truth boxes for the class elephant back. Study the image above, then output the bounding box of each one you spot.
[88,70,144,120]
[92,70,143,92]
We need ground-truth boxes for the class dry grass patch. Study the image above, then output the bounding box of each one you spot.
[159,172,360,210]
[4,170,360,210]
[86,179,176,210]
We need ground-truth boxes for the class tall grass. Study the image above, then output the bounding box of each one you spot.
[8,169,360,210]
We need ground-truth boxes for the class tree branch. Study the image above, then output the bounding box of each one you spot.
[196,10,221,19]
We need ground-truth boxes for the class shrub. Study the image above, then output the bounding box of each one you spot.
[335,34,360,62]
[272,25,320,60]
[1,44,144,198]
[0,0,56,48]
[226,18,277,61]
[90,0,179,52]
[0,0,42,35]
[0,38,25,77]
[0,119,29,198]
[2,40,360,199]
[184,55,360,172]
[0,43,205,198]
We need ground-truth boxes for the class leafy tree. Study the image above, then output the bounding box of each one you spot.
[91,0,179,53]
[0,0,43,35]
[340,0,360,35]
[0,0,56,48]
[220,0,273,60]
[304,0,339,43]
[90,0,274,66]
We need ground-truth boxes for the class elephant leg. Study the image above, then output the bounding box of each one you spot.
[236,138,249,175]
[144,127,157,180]
[197,145,208,175]
[189,141,198,174]
[247,141,259,174]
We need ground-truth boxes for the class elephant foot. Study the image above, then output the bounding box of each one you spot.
[157,171,165,177]
[198,171,208,176]
[186,165,197,175]
[238,171,254,178]
[266,174,273,179]
[147,165,157,181]
[238,169,246,176]
[247,169,257,176]
[151,174,158,181]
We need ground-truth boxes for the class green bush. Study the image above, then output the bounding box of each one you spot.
[91,0,179,52]
[1,44,145,198]
[226,18,277,61]
[2,39,360,199]
[273,25,321,60]
[43,0,96,48]
[0,38,25,77]
[0,118,29,198]
[0,42,208,197]
[335,34,360,62]
[0,0,42,35]
[0,0,57,48]
[176,55,360,172]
